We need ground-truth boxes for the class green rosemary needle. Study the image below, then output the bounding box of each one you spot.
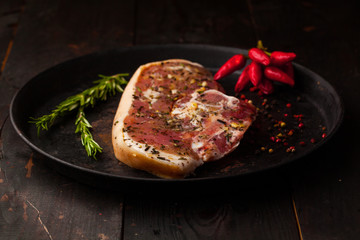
[29,73,128,158]
[75,106,102,159]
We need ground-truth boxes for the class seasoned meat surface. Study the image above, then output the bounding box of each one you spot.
[112,59,256,179]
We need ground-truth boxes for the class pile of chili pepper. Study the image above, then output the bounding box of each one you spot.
[213,41,296,94]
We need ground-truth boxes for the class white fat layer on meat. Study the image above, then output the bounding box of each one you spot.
[191,141,204,150]
[149,72,163,81]
[192,127,242,161]
[206,89,240,109]
[142,88,161,105]
[122,131,203,169]
[171,89,251,162]
[165,65,193,72]
[171,90,241,129]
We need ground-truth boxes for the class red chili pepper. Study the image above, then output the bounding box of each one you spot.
[264,66,295,87]
[270,51,296,66]
[250,86,258,92]
[257,78,274,94]
[214,54,246,81]
[248,62,262,86]
[234,66,250,92]
[248,48,271,66]
[280,62,294,79]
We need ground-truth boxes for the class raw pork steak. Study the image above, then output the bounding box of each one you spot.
[112,59,256,179]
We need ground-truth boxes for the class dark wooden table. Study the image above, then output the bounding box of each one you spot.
[1,1,359,239]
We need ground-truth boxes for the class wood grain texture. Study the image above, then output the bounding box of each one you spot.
[135,0,254,47]
[1,118,124,240]
[0,0,23,129]
[1,0,359,239]
[123,184,299,240]
[0,0,135,130]
[0,0,22,67]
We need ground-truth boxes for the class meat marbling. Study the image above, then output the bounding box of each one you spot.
[112,59,256,179]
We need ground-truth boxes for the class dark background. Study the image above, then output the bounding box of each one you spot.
[0,0,359,239]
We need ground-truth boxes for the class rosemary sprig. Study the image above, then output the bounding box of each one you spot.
[75,106,102,159]
[29,73,128,158]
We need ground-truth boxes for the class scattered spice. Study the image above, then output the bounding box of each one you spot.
[286,146,296,153]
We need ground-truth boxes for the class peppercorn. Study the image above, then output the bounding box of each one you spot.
[276,133,283,138]
[286,146,296,153]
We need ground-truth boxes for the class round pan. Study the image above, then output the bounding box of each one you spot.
[9,44,343,189]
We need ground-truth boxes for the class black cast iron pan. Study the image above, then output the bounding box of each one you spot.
[9,44,343,190]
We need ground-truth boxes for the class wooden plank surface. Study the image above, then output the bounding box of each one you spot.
[123,184,299,240]
[1,119,124,240]
[0,0,135,129]
[1,0,359,239]
[0,0,22,67]
[135,0,254,47]
[0,0,23,128]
